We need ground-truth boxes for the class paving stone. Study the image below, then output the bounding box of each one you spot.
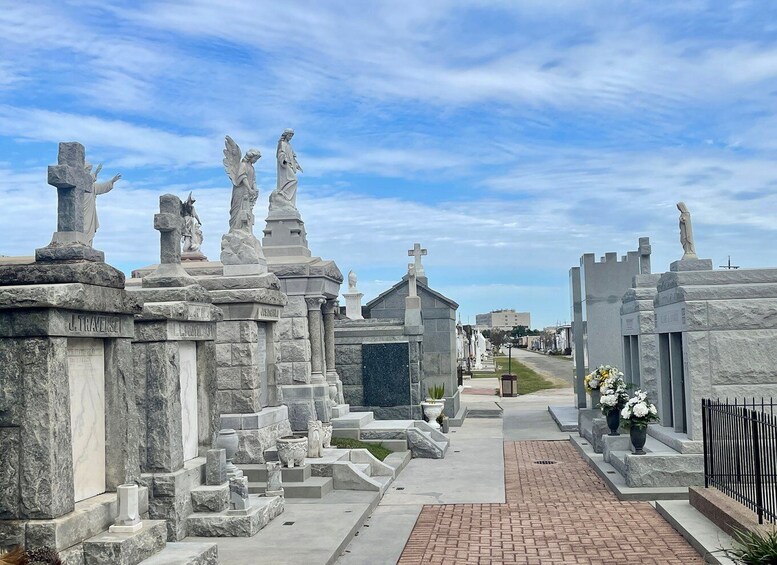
[398,441,704,564]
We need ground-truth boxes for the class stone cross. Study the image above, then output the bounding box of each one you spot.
[408,263,418,298]
[408,243,427,278]
[48,142,93,237]
[142,194,196,288]
[155,194,185,265]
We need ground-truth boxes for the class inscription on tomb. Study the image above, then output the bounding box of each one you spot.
[67,314,121,335]
[170,321,214,339]
[260,307,280,319]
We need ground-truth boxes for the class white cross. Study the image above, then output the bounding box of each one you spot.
[407,243,427,278]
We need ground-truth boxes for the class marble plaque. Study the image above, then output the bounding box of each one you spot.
[179,341,199,461]
[363,342,411,407]
[67,338,106,502]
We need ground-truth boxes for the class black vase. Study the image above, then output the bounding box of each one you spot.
[630,426,647,455]
[606,409,620,436]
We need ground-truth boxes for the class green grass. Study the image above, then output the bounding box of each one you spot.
[470,356,562,395]
[330,437,392,461]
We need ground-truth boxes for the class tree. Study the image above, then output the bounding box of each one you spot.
[489,329,508,352]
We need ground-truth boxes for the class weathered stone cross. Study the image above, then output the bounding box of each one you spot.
[36,142,105,262]
[142,194,195,288]
[155,194,185,265]
[48,142,93,239]
[407,243,427,278]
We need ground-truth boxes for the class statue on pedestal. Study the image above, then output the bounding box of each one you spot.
[223,136,261,234]
[677,202,697,260]
[269,129,302,213]
[181,192,203,253]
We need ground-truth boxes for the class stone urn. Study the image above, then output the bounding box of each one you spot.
[321,422,333,448]
[421,401,444,431]
[630,426,647,455]
[589,389,601,409]
[276,436,308,468]
[215,429,240,476]
[605,410,621,436]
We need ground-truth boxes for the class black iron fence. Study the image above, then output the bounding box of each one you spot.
[702,398,777,524]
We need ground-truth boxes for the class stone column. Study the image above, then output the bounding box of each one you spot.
[306,296,326,383]
[322,299,343,404]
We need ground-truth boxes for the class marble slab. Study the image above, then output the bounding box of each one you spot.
[67,337,106,502]
[179,341,199,461]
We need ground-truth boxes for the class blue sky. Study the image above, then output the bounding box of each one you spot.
[3,1,777,328]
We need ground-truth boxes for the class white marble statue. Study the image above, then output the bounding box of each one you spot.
[270,129,303,211]
[307,419,324,458]
[83,162,121,246]
[677,202,697,259]
[223,136,261,233]
[181,192,203,252]
[348,270,357,291]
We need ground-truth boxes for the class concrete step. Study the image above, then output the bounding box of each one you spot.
[83,520,167,565]
[186,495,283,537]
[656,500,736,565]
[240,463,311,483]
[190,484,229,513]
[138,542,218,564]
[332,412,375,430]
[384,451,412,475]
[332,411,374,429]
[247,476,334,498]
[352,463,372,477]
[361,438,408,452]
[406,428,446,459]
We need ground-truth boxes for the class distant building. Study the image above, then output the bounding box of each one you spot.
[475,309,531,330]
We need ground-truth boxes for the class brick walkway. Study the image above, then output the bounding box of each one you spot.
[399,441,702,564]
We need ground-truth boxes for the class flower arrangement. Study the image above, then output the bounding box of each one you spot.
[584,365,622,392]
[620,390,659,428]
[598,371,629,415]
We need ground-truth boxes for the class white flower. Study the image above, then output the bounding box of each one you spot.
[600,394,617,407]
[633,403,649,418]
[621,406,631,419]
[649,405,657,415]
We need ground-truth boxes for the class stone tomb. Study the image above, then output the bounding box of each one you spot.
[569,237,652,409]
[129,194,226,540]
[335,319,423,419]
[0,143,143,558]
[364,258,461,420]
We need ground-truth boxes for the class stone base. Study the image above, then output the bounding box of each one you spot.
[220,406,293,464]
[0,261,124,288]
[182,251,208,262]
[669,258,713,272]
[83,519,166,565]
[140,458,205,541]
[108,522,143,534]
[278,383,332,431]
[3,489,150,553]
[261,214,311,258]
[185,495,283,537]
[35,242,104,263]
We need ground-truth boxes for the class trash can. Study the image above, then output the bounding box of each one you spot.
[500,374,518,397]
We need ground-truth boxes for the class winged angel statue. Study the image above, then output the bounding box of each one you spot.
[223,136,262,233]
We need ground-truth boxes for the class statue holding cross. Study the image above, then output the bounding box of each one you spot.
[407,243,427,279]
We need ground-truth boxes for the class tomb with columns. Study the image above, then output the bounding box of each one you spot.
[0,142,216,563]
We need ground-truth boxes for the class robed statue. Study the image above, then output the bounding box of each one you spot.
[83,162,121,246]
[348,270,357,291]
[223,136,261,233]
[677,202,697,260]
[182,192,203,252]
[270,128,303,211]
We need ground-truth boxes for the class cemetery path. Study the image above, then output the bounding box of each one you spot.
[398,441,703,564]
[513,348,574,386]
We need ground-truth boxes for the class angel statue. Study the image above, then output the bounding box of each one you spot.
[270,128,303,211]
[83,161,121,246]
[348,270,357,291]
[181,192,203,253]
[223,136,261,233]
